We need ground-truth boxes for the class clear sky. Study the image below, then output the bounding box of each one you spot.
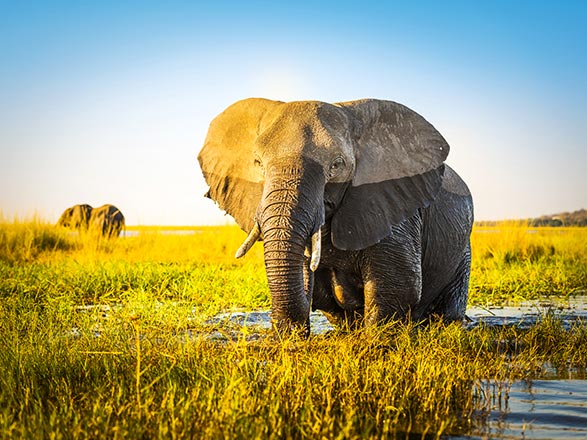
[1,0,585,225]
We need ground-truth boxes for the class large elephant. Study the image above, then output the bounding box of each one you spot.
[57,204,125,238]
[198,98,473,335]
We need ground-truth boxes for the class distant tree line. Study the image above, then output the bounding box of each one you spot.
[528,209,587,227]
[476,209,587,227]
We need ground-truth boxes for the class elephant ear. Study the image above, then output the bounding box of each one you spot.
[332,99,449,251]
[198,98,283,232]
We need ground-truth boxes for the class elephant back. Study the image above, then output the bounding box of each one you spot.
[57,204,93,229]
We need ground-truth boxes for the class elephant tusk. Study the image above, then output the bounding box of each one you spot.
[310,227,321,272]
[235,222,261,259]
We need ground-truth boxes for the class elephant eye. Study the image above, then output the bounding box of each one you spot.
[254,156,265,174]
[329,157,346,178]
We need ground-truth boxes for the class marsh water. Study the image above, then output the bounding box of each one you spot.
[208,296,587,334]
[464,379,587,439]
[206,297,587,439]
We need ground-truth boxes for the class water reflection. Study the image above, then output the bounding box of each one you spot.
[461,380,587,440]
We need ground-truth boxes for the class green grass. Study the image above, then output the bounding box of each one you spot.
[0,218,586,438]
[469,223,587,304]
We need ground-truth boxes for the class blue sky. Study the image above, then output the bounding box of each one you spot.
[1,1,585,225]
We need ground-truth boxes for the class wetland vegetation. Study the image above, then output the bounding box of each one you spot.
[1,219,586,438]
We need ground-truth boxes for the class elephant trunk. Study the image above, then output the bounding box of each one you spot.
[260,158,325,334]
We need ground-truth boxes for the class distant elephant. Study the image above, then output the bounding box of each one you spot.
[198,98,473,335]
[57,204,125,238]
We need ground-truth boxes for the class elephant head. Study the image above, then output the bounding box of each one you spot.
[198,98,448,333]
[57,204,93,230]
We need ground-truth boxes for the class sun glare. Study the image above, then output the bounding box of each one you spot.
[254,66,306,101]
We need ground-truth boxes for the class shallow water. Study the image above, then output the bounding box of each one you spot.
[457,380,587,439]
[465,296,587,330]
[205,310,333,334]
[205,295,587,336]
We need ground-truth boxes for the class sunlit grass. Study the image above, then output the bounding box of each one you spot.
[469,222,587,304]
[0,218,586,437]
[3,301,584,438]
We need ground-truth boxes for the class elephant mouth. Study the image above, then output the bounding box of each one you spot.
[236,221,322,273]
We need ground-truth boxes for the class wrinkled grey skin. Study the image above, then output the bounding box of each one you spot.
[57,204,125,238]
[198,98,473,335]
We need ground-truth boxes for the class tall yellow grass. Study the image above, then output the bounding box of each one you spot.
[470,222,587,303]
[1,217,586,306]
[0,217,586,437]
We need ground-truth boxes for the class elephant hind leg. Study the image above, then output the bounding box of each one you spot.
[424,246,471,322]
